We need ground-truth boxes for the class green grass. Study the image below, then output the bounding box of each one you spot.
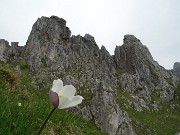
[126,108,180,135]
[115,88,132,110]
[0,61,107,135]
[165,78,174,86]
[115,68,125,76]
[115,84,180,135]
[150,89,162,102]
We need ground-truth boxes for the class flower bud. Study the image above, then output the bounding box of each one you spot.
[50,90,59,108]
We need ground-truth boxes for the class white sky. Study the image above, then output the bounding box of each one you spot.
[0,0,179,69]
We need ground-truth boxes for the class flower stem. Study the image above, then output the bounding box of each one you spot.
[37,107,56,135]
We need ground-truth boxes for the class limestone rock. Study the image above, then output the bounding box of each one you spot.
[0,39,9,62]
[0,40,24,63]
[114,35,176,110]
[25,16,71,71]
[7,42,24,61]
[172,62,180,77]
[85,82,135,135]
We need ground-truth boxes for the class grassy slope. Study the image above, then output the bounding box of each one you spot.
[116,88,180,135]
[0,61,107,135]
[1,59,179,135]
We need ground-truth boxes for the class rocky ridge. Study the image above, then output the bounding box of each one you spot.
[0,15,180,135]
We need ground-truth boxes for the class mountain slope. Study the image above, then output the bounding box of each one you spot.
[0,61,108,135]
[0,15,180,135]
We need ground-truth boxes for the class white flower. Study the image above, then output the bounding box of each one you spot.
[50,79,84,109]
[18,103,22,106]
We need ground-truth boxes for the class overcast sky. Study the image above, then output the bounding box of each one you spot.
[0,0,179,69]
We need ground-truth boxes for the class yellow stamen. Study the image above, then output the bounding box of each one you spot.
[58,93,64,98]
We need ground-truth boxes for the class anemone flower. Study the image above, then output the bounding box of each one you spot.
[50,79,84,109]
[37,79,83,135]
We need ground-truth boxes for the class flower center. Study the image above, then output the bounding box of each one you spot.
[58,93,64,98]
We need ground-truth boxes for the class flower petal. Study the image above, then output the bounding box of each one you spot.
[59,85,76,98]
[51,79,63,93]
[58,97,69,109]
[60,95,84,109]
[68,95,84,107]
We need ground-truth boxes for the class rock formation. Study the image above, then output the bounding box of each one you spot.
[0,15,180,135]
[172,62,180,77]
[0,39,9,62]
[114,35,178,111]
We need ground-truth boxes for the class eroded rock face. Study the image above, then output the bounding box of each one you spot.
[114,35,176,110]
[25,16,71,71]
[24,16,116,86]
[82,82,135,135]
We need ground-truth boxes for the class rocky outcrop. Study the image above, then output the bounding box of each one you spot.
[6,42,24,61]
[24,16,116,86]
[114,35,177,111]
[25,16,71,71]
[82,82,135,135]
[1,15,180,135]
[0,39,9,62]
[172,62,180,78]
[23,16,135,135]
[0,40,24,62]
[114,35,173,88]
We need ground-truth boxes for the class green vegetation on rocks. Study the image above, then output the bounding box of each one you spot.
[115,84,180,135]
